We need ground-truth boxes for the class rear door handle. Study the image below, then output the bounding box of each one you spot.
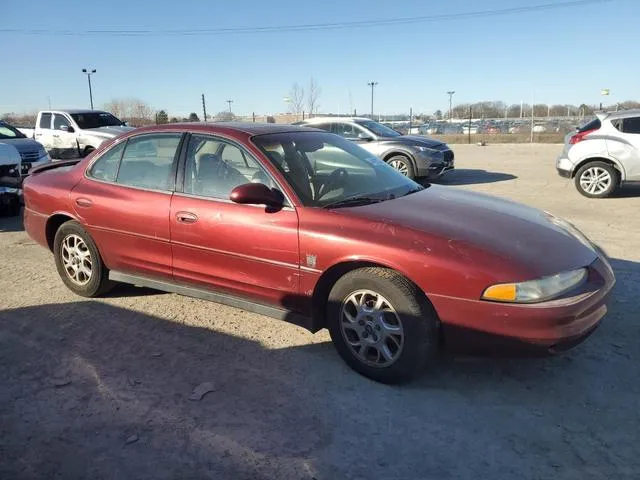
[176,212,198,224]
[75,198,93,208]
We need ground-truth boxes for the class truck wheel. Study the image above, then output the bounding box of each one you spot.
[326,267,439,384]
[386,154,415,179]
[53,221,114,297]
[574,161,619,198]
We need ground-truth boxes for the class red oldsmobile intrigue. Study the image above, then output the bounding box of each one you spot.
[23,123,615,383]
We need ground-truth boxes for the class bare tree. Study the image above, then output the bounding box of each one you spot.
[102,98,154,126]
[288,83,305,119]
[307,78,321,117]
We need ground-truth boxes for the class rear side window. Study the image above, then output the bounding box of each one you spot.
[622,117,640,134]
[88,142,125,182]
[39,113,52,129]
[116,134,182,191]
[578,118,601,133]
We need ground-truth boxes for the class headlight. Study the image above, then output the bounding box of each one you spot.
[482,268,588,303]
[414,146,435,153]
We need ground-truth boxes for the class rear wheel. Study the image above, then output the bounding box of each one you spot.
[326,267,439,384]
[574,161,619,198]
[386,155,415,179]
[53,221,114,297]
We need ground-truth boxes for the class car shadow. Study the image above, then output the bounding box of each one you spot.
[431,168,517,186]
[0,209,24,232]
[611,182,640,198]
[1,257,637,479]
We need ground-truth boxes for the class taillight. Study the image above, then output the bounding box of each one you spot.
[569,128,597,144]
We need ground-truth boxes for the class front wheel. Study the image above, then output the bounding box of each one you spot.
[53,221,114,297]
[386,155,415,179]
[574,161,619,198]
[326,267,439,384]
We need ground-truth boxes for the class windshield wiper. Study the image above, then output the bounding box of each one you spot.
[323,195,383,209]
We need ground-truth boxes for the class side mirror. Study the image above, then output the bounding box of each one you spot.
[230,183,285,208]
[122,121,129,127]
[60,125,74,133]
[357,132,373,141]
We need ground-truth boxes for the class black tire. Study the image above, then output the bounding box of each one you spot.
[386,154,415,179]
[53,221,114,297]
[326,267,439,384]
[574,161,619,198]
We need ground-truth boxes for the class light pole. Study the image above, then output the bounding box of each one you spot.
[368,82,378,119]
[226,99,233,114]
[82,68,96,109]
[446,91,455,123]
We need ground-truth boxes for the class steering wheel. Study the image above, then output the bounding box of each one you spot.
[318,168,349,199]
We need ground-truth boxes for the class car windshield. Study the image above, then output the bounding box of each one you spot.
[70,112,123,129]
[0,122,26,139]
[252,131,422,208]
[355,120,402,138]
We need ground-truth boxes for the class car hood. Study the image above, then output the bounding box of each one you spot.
[0,137,46,153]
[82,126,135,138]
[352,186,597,278]
[378,135,445,148]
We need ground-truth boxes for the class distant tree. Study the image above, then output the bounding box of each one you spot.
[433,110,443,120]
[266,116,276,123]
[169,116,180,123]
[103,98,154,126]
[288,83,305,119]
[214,111,236,122]
[156,110,169,124]
[188,112,200,122]
[307,77,321,116]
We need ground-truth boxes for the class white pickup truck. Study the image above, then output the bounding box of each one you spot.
[21,110,135,159]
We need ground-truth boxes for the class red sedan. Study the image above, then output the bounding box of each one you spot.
[23,123,615,383]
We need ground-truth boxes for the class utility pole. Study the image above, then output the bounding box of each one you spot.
[447,91,455,123]
[201,94,207,122]
[368,82,378,119]
[530,91,535,144]
[409,107,413,134]
[226,99,233,114]
[81,68,96,109]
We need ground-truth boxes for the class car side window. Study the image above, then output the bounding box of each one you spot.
[87,141,125,182]
[311,123,331,132]
[332,123,360,140]
[116,134,182,191]
[53,114,71,131]
[622,117,640,134]
[39,113,52,129]
[184,135,275,199]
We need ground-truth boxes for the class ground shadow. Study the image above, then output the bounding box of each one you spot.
[0,209,24,232]
[611,182,640,198]
[429,168,517,186]
[1,257,638,479]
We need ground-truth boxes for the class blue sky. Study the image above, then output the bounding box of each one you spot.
[3,0,639,117]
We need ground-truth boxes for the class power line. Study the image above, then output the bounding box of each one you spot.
[0,0,616,36]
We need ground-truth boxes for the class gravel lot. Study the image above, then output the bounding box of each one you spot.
[1,144,638,480]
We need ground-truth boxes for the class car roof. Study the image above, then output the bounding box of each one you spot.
[47,109,108,115]
[599,109,640,120]
[130,122,320,137]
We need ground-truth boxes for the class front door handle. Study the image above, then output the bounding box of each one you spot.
[176,211,198,224]
[75,198,93,208]
[52,134,60,138]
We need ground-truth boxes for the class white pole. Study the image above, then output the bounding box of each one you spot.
[530,91,535,144]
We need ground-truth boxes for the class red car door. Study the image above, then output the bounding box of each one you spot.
[170,134,300,308]
[72,133,183,279]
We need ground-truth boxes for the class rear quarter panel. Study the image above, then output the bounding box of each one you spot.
[606,137,639,180]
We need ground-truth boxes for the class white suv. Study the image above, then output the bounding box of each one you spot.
[556,110,640,198]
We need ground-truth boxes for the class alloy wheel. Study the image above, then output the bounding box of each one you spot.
[388,159,410,176]
[61,234,93,286]
[340,289,404,367]
[579,167,612,195]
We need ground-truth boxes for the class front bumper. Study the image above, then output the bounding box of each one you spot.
[556,155,574,178]
[416,149,455,178]
[432,254,615,354]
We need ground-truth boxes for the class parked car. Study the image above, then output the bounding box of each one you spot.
[23,123,615,383]
[557,110,640,198]
[0,142,22,216]
[0,120,51,176]
[22,110,135,159]
[296,117,454,180]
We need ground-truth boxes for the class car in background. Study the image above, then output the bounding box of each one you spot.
[0,121,51,176]
[22,110,135,159]
[556,110,640,198]
[296,117,454,180]
[23,123,614,383]
[0,142,22,216]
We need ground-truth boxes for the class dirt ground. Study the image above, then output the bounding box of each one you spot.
[1,144,638,480]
